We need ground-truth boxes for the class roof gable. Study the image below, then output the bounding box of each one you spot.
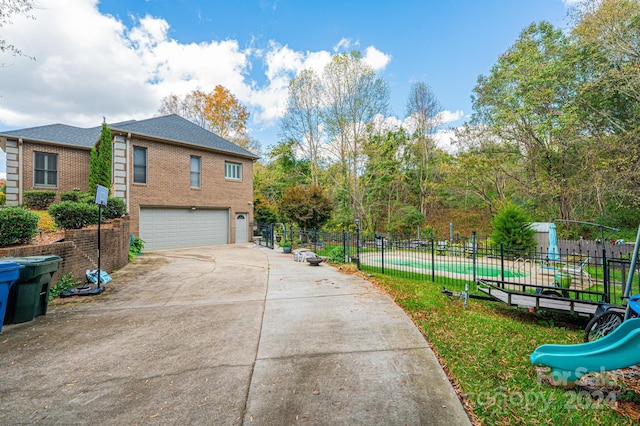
[112,114,258,159]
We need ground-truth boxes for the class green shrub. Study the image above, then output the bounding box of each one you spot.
[326,246,345,264]
[129,237,145,261]
[490,202,536,253]
[0,206,39,246]
[60,190,86,202]
[0,192,5,205]
[104,197,127,219]
[49,273,81,301]
[48,201,99,229]
[23,190,57,210]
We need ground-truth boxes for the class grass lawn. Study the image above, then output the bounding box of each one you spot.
[365,271,640,425]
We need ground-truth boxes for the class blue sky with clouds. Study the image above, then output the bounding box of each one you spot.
[0,0,580,177]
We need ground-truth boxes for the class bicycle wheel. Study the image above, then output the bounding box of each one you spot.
[583,311,624,342]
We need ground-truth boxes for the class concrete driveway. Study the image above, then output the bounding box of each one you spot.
[0,244,470,425]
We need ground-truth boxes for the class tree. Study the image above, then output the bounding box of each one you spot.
[0,0,34,60]
[361,129,414,232]
[570,0,640,215]
[322,51,390,221]
[158,86,250,144]
[280,69,324,184]
[253,194,278,224]
[279,185,333,230]
[472,22,589,221]
[253,140,311,207]
[404,81,445,216]
[204,85,249,141]
[447,124,524,215]
[89,121,112,196]
[490,203,536,252]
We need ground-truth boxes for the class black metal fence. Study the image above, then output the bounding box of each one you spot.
[253,224,639,311]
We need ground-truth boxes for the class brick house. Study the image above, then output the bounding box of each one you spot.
[0,114,259,249]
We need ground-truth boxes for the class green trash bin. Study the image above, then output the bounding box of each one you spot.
[3,256,62,324]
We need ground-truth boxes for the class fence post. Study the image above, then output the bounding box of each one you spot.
[602,240,609,303]
[431,238,435,282]
[381,237,385,274]
[270,223,275,249]
[344,231,349,263]
[500,243,505,287]
[355,220,361,270]
[313,228,317,253]
[472,231,477,283]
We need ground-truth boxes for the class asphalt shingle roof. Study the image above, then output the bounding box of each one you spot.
[0,114,258,159]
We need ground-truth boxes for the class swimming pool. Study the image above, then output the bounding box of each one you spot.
[371,257,526,278]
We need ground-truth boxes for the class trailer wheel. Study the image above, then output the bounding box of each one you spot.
[583,311,624,342]
[539,289,563,298]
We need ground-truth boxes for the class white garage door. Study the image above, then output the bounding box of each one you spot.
[140,208,229,250]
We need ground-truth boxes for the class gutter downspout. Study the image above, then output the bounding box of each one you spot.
[126,132,131,214]
[18,138,23,205]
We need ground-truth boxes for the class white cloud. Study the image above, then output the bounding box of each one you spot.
[371,114,403,134]
[363,46,391,71]
[436,110,464,124]
[433,129,458,154]
[0,0,392,148]
[333,38,354,52]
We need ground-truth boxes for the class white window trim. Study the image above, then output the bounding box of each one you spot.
[225,161,242,181]
[190,155,201,188]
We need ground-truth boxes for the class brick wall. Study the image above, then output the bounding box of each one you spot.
[127,137,254,242]
[22,142,91,199]
[0,217,130,286]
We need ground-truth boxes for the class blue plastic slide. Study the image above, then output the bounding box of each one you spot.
[530,318,640,384]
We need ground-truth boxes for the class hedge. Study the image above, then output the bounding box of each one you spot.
[48,201,99,230]
[23,190,57,210]
[0,207,39,246]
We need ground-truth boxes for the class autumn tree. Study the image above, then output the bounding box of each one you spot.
[89,121,112,196]
[159,85,250,144]
[205,85,249,141]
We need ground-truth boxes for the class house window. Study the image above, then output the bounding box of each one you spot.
[34,152,58,187]
[133,146,147,184]
[190,156,201,188]
[225,162,241,181]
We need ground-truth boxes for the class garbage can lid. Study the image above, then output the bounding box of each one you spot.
[0,261,25,272]
[0,255,62,265]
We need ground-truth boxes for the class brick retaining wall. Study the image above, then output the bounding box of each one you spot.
[0,217,130,286]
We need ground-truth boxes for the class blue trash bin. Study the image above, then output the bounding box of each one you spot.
[0,262,25,333]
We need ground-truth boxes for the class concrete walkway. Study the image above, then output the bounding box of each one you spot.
[0,244,470,425]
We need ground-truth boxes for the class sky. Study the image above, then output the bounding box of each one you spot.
[0,0,582,178]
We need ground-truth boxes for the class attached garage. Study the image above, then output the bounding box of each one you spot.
[140,207,229,250]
